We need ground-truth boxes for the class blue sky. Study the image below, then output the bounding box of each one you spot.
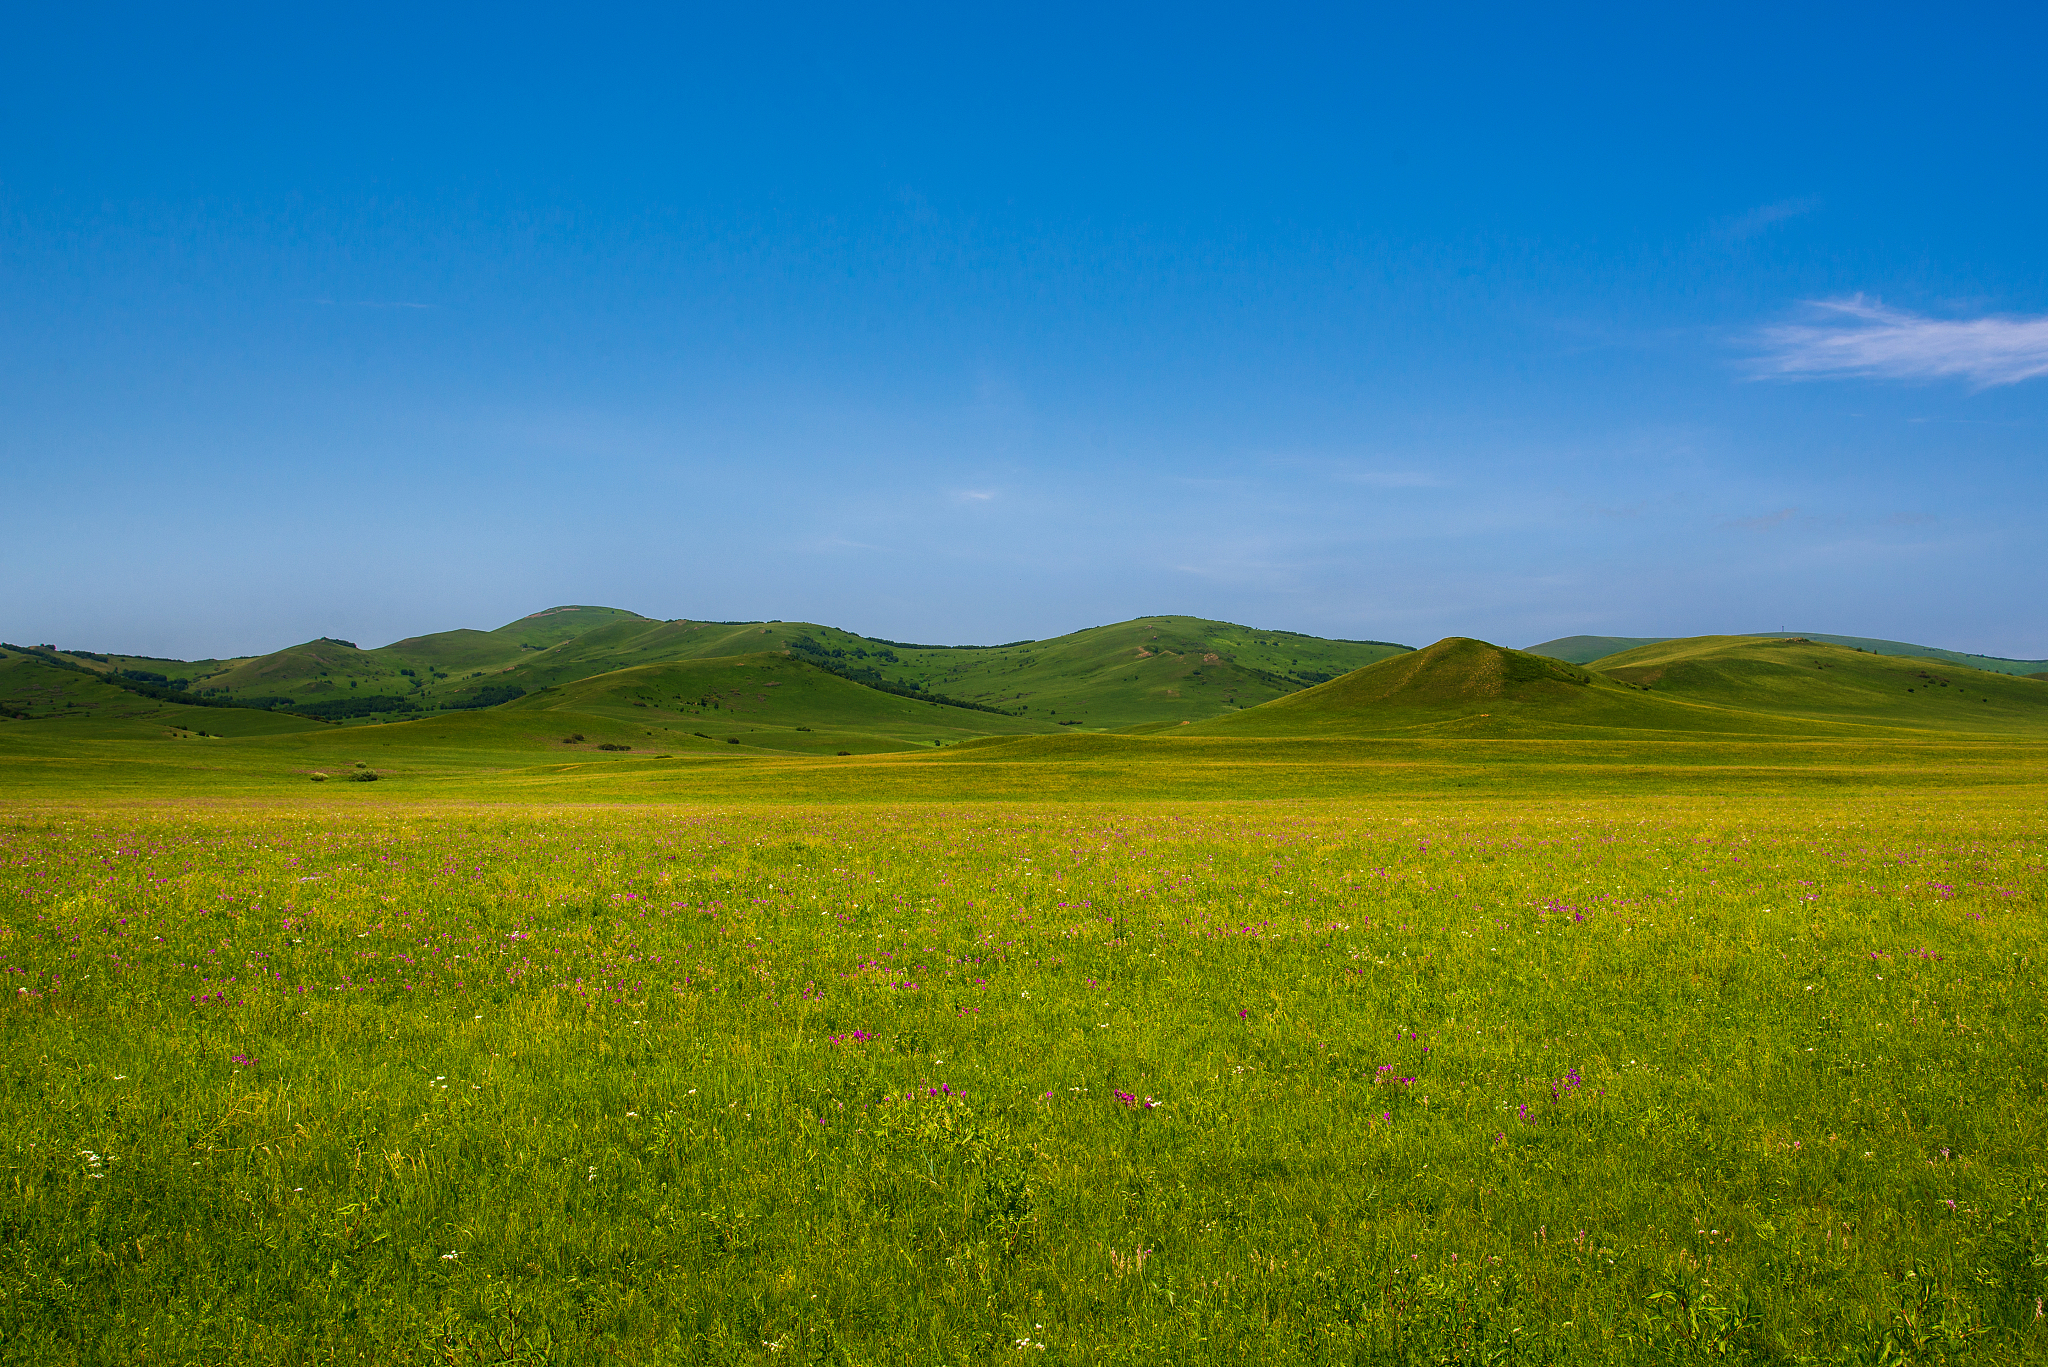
[5,3,2045,659]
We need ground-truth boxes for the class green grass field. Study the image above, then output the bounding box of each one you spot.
[2,791,2044,1364]
[3,631,2046,1362]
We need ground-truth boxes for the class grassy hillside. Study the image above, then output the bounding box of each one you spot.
[1172,637,1835,740]
[0,648,326,739]
[856,615,1410,726]
[497,652,1061,755]
[1529,630,2048,676]
[1589,635,2048,734]
[1172,634,2048,742]
[184,605,655,712]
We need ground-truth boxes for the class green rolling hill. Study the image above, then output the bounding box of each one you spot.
[217,652,1065,777]
[1528,631,2048,676]
[0,647,326,739]
[494,652,1060,755]
[20,607,1412,729]
[174,605,654,715]
[421,611,1411,726]
[1170,637,1807,739]
[14,609,2046,799]
[1126,634,2048,742]
[1586,635,2048,734]
[825,615,1411,726]
[6,627,2046,800]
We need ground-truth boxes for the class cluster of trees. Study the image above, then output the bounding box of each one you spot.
[786,635,898,664]
[117,668,191,689]
[289,696,418,720]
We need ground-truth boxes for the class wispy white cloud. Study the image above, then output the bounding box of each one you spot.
[1718,196,1821,240]
[1751,297,2048,388]
[952,489,996,503]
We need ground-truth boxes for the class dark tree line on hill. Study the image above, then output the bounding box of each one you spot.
[447,684,526,709]
[784,639,1020,715]
[284,683,524,719]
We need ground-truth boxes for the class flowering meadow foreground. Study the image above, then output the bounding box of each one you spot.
[2,795,2044,1365]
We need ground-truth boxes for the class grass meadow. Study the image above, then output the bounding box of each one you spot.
[2,792,2044,1364]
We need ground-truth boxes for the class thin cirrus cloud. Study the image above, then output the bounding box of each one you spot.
[1750,297,2048,388]
[1717,196,1822,241]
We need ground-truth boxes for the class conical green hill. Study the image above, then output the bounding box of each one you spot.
[487,605,652,648]
[1289,636,1597,706]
